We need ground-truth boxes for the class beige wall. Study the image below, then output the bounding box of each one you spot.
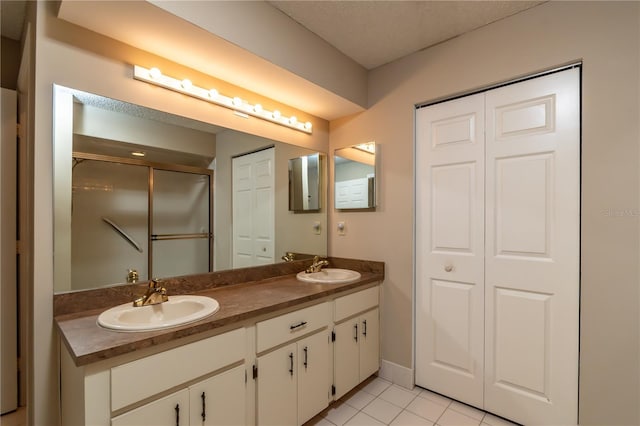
[329,1,639,424]
[29,2,328,424]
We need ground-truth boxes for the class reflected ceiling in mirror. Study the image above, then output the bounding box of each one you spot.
[53,86,327,293]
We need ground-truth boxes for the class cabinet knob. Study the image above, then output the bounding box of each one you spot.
[444,264,453,272]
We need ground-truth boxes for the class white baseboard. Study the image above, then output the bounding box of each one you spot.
[379,359,414,390]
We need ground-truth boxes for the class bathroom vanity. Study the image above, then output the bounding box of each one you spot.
[55,258,383,426]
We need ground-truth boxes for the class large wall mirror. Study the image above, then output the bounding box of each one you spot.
[334,142,378,210]
[53,86,327,293]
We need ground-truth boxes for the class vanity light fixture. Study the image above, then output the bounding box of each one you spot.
[133,65,313,134]
[130,151,146,157]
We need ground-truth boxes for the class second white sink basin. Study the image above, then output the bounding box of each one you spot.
[97,295,219,332]
[296,268,361,284]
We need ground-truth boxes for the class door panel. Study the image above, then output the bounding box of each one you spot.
[493,288,551,398]
[189,365,246,426]
[112,389,189,426]
[484,69,579,425]
[431,280,475,375]
[415,93,485,408]
[359,308,380,380]
[232,148,275,268]
[298,332,329,425]
[432,163,476,252]
[257,343,297,426]
[494,153,553,258]
[333,320,360,399]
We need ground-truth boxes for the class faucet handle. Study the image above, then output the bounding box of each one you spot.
[150,278,162,288]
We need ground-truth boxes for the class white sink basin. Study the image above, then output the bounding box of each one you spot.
[97,295,219,332]
[296,268,361,284]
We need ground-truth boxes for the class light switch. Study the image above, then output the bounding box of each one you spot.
[337,221,346,236]
[313,221,321,235]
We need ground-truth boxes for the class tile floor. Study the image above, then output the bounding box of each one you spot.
[306,377,520,426]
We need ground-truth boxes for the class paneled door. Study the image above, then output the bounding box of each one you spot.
[232,147,275,268]
[415,93,486,408]
[415,68,579,425]
[483,69,580,425]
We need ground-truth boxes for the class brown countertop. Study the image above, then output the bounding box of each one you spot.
[55,258,384,366]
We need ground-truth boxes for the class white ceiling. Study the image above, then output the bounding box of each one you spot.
[268,1,544,70]
[6,1,546,120]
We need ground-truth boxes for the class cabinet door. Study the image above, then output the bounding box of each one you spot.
[297,331,329,425]
[112,388,189,426]
[189,365,246,426]
[333,320,360,399]
[257,343,297,426]
[359,308,380,381]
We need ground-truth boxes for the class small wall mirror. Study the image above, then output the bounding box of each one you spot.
[334,142,377,209]
[289,153,323,211]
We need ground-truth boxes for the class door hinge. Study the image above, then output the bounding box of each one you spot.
[331,331,336,342]
[252,364,258,380]
[15,240,20,254]
[331,385,336,396]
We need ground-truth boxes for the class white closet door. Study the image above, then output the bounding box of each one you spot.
[415,93,486,408]
[484,69,580,425]
[232,148,275,268]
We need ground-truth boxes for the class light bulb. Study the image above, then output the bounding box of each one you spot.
[181,79,192,90]
[273,110,281,119]
[254,104,263,113]
[209,89,218,98]
[289,116,298,125]
[149,67,161,79]
[305,122,312,130]
[233,97,242,107]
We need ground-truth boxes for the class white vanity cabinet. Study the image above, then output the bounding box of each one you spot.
[256,302,330,425]
[61,328,247,426]
[111,365,246,426]
[333,286,380,399]
[60,282,382,426]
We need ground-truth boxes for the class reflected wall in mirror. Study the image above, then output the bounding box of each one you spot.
[334,142,378,209]
[289,153,323,212]
[53,86,327,293]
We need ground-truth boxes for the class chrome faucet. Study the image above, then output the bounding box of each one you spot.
[305,256,329,273]
[281,252,296,262]
[133,278,169,307]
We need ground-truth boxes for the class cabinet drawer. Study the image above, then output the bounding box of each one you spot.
[334,286,379,322]
[256,302,329,352]
[111,327,245,411]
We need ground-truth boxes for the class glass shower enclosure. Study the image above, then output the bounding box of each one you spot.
[71,153,212,290]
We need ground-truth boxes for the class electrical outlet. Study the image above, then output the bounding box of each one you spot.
[337,221,346,236]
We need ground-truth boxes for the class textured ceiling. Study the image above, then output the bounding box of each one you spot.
[268,0,545,69]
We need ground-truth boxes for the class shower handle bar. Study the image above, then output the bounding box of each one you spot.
[151,232,212,241]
